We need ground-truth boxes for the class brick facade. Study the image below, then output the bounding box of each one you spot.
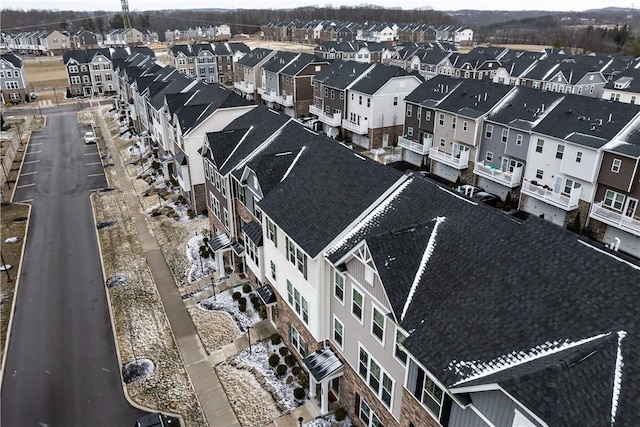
[339,359,400,427]
[399,388,442,427]
[370,124,403,150]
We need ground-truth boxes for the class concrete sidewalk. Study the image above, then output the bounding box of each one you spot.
[97,112,240,427]
[96,110,320,427]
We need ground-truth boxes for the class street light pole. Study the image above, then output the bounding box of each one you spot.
[247,325,252,355]
[211,276,216,301]
[298,416,304,427]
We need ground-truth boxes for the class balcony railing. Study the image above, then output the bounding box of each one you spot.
[257,87,277,103]
[233,81,254,94]
[429,147,469,169]
[398,134,433,155]
[341,119,368,135]
[589,202,640,237]
[277,93,294,107]
[474,161,523,188]
[309,105,342,127]
[521,180,581,211]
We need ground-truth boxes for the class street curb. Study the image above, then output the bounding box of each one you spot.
[90,191,185,427]
[0,202,32,396]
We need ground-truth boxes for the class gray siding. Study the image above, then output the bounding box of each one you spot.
[450,391,543,427]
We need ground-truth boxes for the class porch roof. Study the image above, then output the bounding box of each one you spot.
[302,347,343,382]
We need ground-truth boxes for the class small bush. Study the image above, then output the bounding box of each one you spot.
[334,408,347,421]
[297,370,309,389]
[242,283,252,293]
[250,296,260,305]
[291,366,301,375]
[259,306,267,319]
[232,291,241,300]
[293,387,305,400]
[285,375,294,385]
[279,346,289,356]
[187,209,196,219]
[238,304,247,312]
[284,354,297,367]
[238,297,247,305]
[268,354,280,367]
[270,334,282,345]
[276,364,288,376]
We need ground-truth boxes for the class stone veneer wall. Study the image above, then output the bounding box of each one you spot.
[399,388,442,427]
[369,124,403,150]
[563,199,591,230]
[193,182,207,213]
[338,359,401,427]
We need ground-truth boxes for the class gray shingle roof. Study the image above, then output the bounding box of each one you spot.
[435,79,513,119]
[312,61,373,90]
[349,63,414,95]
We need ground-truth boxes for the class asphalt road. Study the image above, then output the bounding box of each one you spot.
[1,104,147,426]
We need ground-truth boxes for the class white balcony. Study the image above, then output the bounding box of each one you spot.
[429,147,469,169]
[589,202,640,237]
[341,118,368,135]
[474,161,523,188]
[521,180,581,211]
[277,93,294,107]
[398,134,433,155]
[233,80,255,94]
[257,87,277,103]
[309,105,342,127]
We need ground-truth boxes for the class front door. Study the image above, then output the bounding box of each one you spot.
[624,198,638,218]
[501,157,509,171]
[554,176,563,193]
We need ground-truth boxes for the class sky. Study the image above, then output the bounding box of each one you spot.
[9,0,636,12]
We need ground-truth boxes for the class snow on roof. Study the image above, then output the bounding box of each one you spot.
[450,332,611,386]
[280,146,305,183]
[400,216,445,322]
[603,117,640,153]
[611,331,627,425]
[324,177,413,257]
[487,87,519,118]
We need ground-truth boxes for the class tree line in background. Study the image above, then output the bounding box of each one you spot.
[1,6,638,55]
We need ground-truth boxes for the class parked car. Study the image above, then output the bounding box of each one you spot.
[475,191,500,207]
[135,412,172,427]
[84,130,96,144]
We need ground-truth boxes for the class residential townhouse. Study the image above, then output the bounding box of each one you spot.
[233,48,276,101]
[474,87,566,200]
[341,64,422,149]
[169,42,248,85]
[603,60,640,104]
[491,50,541,86]
[520,95,640,229]
[398,75,464,167]
[0,52,28,104]
[427,79,513,184]
[64,47,153,97]
[105,28,144,47]
[111,49,640,426]
[4,30,69,55]
[200,107,292,276]
[310,61,374,139]
[69,30,100,50]
[314,41,388,64]
[586,119,640,257]
[257,52,330,117]
[161,84,256,211]
[168,44,196,77]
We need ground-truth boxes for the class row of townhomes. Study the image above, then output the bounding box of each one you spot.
[164,24,232,43]
[0,52,28,104]
[261,20,473,46]
[112,48,640,427]
[64,45,640,258]
[166,42,250,85]
[2,28,158,55]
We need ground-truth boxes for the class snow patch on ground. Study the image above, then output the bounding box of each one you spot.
[198,287,261,332]
[305,414,352,427]
[4,237,19,243]
[185,234,216,282]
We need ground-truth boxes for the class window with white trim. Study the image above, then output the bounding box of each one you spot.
[425,111,431,121]
[536,139,544,153]
[438,113,445,126]
[223,208,230,229]
[407,127,413,137]
[451,117,456,129]
[406,104,412,117]
[463,121,468,131]
[576,152,582,163]
[334,271,344,302]
[395,330,407,364]
[266,218,278,247]
[372,307,385,342]
[358,346,394,408]
[486,151,493,162]
[563,179,580,195]
[485,124,493,138]
[352,288,363,321]
[270,260,276,280]
[246,236,259,266]
[535,169,544,180]
[333,316,344,348]
[285,238,307,279]
[286,280,309,324]
[612,158,622,173]
[556,144,564,160]
[69,65,78,73]
[408,363,444,418]
[213,198,221,218]
[289,324,308,357]
[604,189,625,211]
[358,398,382,427]
[516,134,523,145]
[501,128,508,143]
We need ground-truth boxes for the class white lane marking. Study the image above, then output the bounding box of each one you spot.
[83,152,100,156]
[26,150,42,154]
[23,160,40,164]
[86,173,105,177]
[17,199,34,203]
[21,171,38,176]
[16,183,36,188]
[29,142,44,146]
[85,162,102,166]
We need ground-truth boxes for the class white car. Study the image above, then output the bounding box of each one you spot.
[84,130,96,144]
